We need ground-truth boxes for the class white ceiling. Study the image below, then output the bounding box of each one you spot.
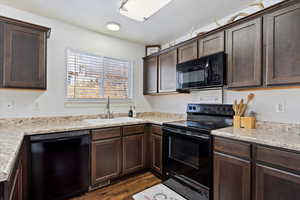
[0,0,253,44]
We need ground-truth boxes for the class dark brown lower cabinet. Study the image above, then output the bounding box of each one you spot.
[10,160,22,200]
[91,138,122,185]
[213,152,251,200]
[214,136,300,200]
[255,164,300,200]
[122,134,146,175]
[150,133,162,174]
[1,139,27,200]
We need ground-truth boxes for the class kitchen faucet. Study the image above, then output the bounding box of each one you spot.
[106,96,113,119]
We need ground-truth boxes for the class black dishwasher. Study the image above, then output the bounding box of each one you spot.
[30,130,90,200]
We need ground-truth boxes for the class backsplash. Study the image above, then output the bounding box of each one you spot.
[147,88,300,124]
[256,121,300,133]
[0,112,186,127]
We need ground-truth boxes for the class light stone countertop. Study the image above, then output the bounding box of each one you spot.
[0,114,185,182]
[2,114,299,183]
[212,122,300,152]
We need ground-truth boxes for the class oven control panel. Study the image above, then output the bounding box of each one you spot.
[187,104,233,116]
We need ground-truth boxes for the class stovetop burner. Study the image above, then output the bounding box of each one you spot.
[163,119,233,132]
[163,104,233,133]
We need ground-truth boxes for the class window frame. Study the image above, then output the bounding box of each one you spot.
[64,48,133,103]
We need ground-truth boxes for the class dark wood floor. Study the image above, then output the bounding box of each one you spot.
[69,172,161,200]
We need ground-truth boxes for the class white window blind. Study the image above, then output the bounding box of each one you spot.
[66,49,132,100]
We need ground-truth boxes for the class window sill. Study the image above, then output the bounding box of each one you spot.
[64,99,133,108]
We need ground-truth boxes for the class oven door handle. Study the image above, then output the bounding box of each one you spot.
[163,127,210,140]
[186,133,210,140]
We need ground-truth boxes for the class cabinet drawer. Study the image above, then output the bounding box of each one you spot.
[151,125,162,136]
[123,125,145,136]
[92,127,121,140]
[214,137,251,159]
[256,146,300,172]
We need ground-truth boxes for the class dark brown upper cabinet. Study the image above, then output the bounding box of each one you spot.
[226,18,262,88]
[143,56,158,94]
[265,3,300,86]
[198,31,224,58]
[143,1,300,92]
[0,17,50,90]
[158,50,177,93]
[178,41,197,63]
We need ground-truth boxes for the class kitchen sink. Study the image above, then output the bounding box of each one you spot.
[83,117,137,125]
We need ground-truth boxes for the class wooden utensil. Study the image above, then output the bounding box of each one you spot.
[233,100,238,115]
[237,99,244,116]
[240,93,255,116]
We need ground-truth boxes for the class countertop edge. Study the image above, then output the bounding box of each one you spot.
[0,119,168,183]
[211,129,300,152]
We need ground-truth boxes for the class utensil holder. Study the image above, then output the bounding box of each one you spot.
[241,117,256,129]
[233,116,241,128]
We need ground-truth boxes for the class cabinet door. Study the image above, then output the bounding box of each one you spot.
[158,50,177,93]
[227,18,262,88]
[9,160,22,200]
[143,56,158,94]
[265,3,300,86]
[214,152,251,200]
[122,134,146,175]
[178,41,197,63]
[91,138,121,185]
[3,23,46,89]
[199,31,224,57]
[256,164,300,200]
[150,134,162,174]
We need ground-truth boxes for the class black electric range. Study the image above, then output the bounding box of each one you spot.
[162,104,233,200]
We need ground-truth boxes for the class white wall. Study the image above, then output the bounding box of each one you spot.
[1,0,299,124]
[148,88,300,124]
[148,0,300,124]
[0,4,152,118]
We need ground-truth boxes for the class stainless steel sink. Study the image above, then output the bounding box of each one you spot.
[83,117,135,125]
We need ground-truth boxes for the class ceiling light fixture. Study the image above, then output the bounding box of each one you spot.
[119,0,173,22]
[106,22,121,31]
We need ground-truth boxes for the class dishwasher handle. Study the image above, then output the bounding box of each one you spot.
[30,130,90,142]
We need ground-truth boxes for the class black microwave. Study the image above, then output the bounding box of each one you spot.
[176,52,226,92]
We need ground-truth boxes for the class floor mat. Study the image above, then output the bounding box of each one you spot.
[133,183,187,200]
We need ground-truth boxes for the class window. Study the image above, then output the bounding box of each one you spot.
[66,49,132,101]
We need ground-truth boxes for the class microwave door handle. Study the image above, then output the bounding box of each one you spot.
[205,59,210,84]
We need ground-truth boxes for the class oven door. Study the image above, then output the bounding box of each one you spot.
[163,127,212,190]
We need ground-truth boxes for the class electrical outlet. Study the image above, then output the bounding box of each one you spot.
[276,103,285,113]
